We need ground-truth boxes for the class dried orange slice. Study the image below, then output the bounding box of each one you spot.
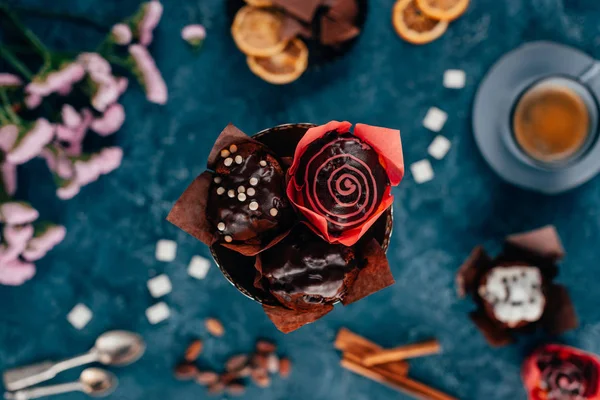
[246,38,308,85]
[232,6,288,57]
[392,0,448,45]
[244,0,273,7]
[416,0,470,21]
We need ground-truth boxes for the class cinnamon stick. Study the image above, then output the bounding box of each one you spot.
[341,357,457,400]
[335,328,409,375]
[362,339,441,367]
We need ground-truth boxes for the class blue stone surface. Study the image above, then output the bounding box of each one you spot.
[2,0,600,399]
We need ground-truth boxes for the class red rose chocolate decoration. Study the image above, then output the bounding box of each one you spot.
[523,345,600,400]
[287,121,404,246]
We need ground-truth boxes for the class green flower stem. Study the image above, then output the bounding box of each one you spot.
[0,44,33,79]
[0,89,20,124]
[104,54,132,69]
[0,108,10,125]
[0,6,51,70]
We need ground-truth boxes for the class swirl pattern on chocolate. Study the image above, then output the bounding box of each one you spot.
[536,350,600,400]
[259,224,359,309]
[297,132,388,236]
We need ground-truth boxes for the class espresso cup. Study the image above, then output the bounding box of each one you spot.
[507,76,598,170]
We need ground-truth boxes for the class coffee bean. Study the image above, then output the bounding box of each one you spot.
[227,382,246,396]
[255,340,277,354]
[251,369,271,388]
[207,382,225,395]
[279,357,292,378]
[226,354,249,372]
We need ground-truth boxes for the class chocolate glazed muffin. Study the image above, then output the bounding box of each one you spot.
[295,131,389,237]
[259,224,360,310]
[207,142,291,245]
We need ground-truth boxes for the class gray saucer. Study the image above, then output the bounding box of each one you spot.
[473,41,600,194]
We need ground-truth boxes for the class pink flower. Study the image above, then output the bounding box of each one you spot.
[78,53,123,111]
[78,53,113,85]
[2,224,34,261]
[117,77,129,94]
[25,94,42,109]
[22,225,66,261]
[61,104,82,128]
[92,82,120,112]
[0,258,35,286]
[56,109,92,157]
[94,147,123,174]
[129,45,167,104]
[90,104,125,136]
[7,119,55,165]
[0,124,18,152]
[74,159,100,186]
[137,1,163,46]
[41,147,74,180]
[57,179,80,200]
[25,63,85,98]
[181,24,206,46]
[1,162,17,196]
[0,73,22,87]
[111,23,133,45]
[0,202,39,225]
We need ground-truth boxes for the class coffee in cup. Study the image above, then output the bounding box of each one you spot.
[513,80,590,164]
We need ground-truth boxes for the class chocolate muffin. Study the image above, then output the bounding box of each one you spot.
[477,262,546,329]
[207,141,291,245]
[259,224,359,310]
[294,131,389,237]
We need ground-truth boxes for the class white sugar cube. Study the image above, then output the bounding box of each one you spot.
[423,107,448,132]
[188,256,211,280]
[155,239,177,262]
[444,69,466,89]
[67,303,92,330]
[147,274,172,298]
[410,160,434,184]
[146,302,170,324]
[428,135,452,160]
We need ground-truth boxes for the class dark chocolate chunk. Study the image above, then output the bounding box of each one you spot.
[320,16,360,46]
[326,0,359,22]
[295,131,389,237]
[207,142,291,245]
[272,0,323,23]
[259,224,359,310]
[281,15,312,41]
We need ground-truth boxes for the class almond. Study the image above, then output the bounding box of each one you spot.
[205,318,225,337]
[227,382,246,396]
[174,362,199,380]
[251,369,271,388]
[196,371,219,386]
[226,354,249,372]
[208,382,225,395]
[279,357,291,378]
[184,339,203,361]
[255,340,277,354]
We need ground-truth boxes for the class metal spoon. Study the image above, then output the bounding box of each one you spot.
[3,331,145,391]
[5,368,117,400]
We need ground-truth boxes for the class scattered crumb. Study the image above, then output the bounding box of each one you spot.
[147,274,172,298]
[444,69,466,89]
[67,303,92,330]
[188,256,211,279]
[205,318,225,337]
[279,357,292,378]
[155,239,177,262]
[428,135,452,160]
[146,302,170,324]
[423,107,448,132]
[410,160,435,184]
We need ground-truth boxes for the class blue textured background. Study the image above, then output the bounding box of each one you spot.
[2,0,600,399]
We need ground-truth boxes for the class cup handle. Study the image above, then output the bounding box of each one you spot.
[580,62,600,94]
